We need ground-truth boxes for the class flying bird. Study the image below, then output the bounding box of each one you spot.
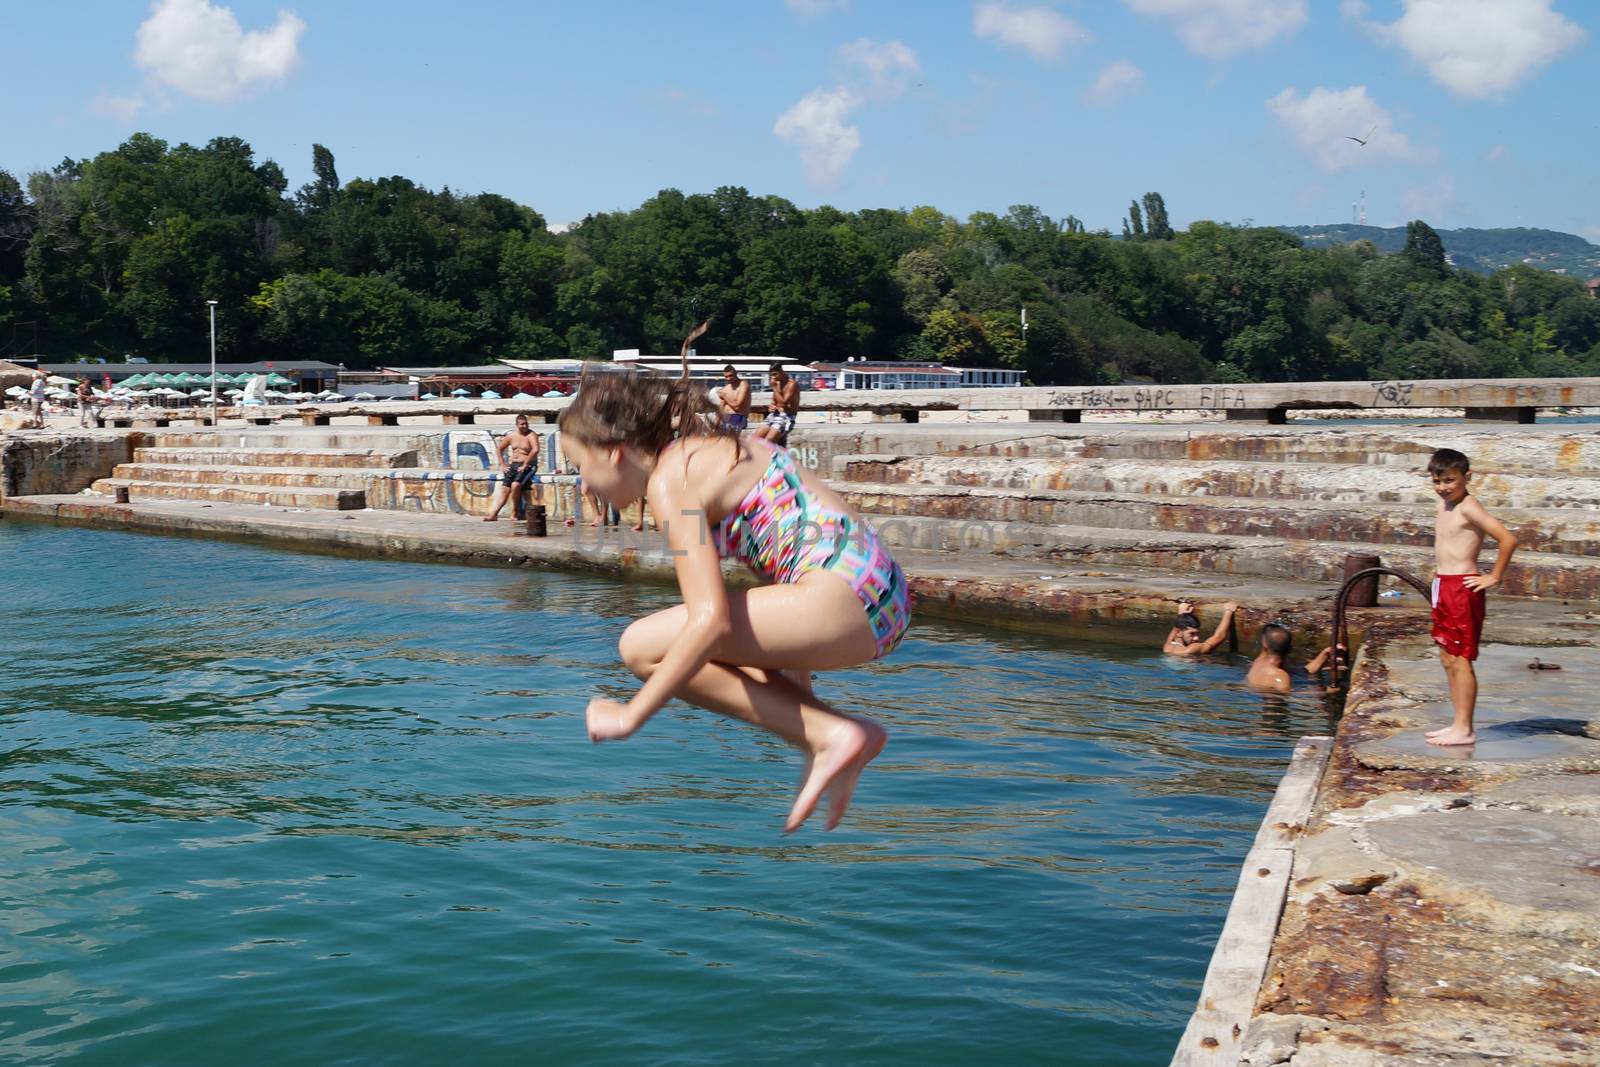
[1344,125,1376,147]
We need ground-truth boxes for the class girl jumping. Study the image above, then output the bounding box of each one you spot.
[558,368,911,831]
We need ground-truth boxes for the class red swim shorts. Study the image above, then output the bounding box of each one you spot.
[1431,573,1486,661]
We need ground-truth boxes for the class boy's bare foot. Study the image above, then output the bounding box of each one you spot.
[787,718,887,832]
[482,515,498,522]
[632,521,644,531]
[564,517,575,527]
[1426,726,1476,746]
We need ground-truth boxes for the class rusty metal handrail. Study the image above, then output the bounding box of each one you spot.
[1330,566,1432,690]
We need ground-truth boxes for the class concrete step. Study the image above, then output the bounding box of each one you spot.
[861,514,1599,601]
[130,446,418,469]
[836,483,1600,558]
[1069,429,1600,475]
[90,478,366,511]
[817,427,1600,474]
[110,463,381,490]
[835,454,1600,509]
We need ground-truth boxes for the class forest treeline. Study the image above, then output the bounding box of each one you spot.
[3,134,1598,384]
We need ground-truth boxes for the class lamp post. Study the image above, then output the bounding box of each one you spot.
[206,299,219,426]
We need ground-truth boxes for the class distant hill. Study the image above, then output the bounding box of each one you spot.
[1279,224,1600,278]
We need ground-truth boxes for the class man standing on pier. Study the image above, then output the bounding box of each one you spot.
[483,414,543,522]
[717,365,751,432]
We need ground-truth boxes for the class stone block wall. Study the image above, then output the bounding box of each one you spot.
[0,432,136,501]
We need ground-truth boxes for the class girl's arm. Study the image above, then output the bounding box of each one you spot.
[598,473,732,738]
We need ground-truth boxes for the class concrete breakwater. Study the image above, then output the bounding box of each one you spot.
[5,418,1600,1065]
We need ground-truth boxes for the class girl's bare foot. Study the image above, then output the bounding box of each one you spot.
[1426,726,1475,746]
[482,515,498,522]
[787,718,887,832]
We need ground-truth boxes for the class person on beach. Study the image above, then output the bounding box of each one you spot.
[558,367,910,831]
[28,371,48,428]
[483,415,542,522]
[1425,448,1518,747]
[76,376,94,427]
[752,367,801,445]
[1163,601,1236,656]
[716,364,751,432]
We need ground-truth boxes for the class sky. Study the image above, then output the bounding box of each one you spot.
[6,0,1597,239]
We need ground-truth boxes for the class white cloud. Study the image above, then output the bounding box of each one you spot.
[1295,181,1327,209]
[973,2,1091,63]
[1083,60,1144,107]
[1357,0,1584,100]
[774,87,863,186]
[90,92,146,124]
[1578,222,1600,245]
[786,0,848,13]
[134,0,305,103]
[1484,143,1509,164]
[1400,173,1463,221]
[1266,85,1432,172]
[775,40,919,185]
[837,39,920,100]
[1124,0,1307,60]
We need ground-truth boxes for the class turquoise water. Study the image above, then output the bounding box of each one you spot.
[0,522,1334,1066]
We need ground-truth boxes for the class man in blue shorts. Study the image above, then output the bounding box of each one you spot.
[483,414,542,521]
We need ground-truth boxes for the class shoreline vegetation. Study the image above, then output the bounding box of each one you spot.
[3,135,1598,386]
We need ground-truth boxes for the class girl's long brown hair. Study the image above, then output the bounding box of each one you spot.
[557,318,734,458]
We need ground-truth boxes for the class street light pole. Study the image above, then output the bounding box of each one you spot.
[206,299,219,426]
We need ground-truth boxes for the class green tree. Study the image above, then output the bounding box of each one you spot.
[1141,192,1173,241]
[1401,219,1447,276]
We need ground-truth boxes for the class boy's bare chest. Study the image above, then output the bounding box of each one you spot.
[1436,505,1479,545]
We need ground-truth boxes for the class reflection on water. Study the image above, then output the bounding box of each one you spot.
[0,522,1332,1067]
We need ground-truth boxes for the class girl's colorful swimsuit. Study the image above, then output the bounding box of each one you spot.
[712,441,911,659]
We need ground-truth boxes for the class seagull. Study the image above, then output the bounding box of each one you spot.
[1344,125,1376,147]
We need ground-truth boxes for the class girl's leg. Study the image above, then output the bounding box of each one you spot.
[617,576,884,830]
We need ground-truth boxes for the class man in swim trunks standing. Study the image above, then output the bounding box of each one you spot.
[1424,448,1518,747]
[483,414,542,522]
[716,365,751,432]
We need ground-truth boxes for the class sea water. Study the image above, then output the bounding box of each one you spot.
[0,522,1334,1066]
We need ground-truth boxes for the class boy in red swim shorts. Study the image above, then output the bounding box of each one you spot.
[1425,448,1518,747]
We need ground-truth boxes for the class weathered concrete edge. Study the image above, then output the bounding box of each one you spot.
[1170,737,1334,1067]
[0,496,1338,644]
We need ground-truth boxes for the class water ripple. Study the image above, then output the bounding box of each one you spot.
[0,521,1331,1066]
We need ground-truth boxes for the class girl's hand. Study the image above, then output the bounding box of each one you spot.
[586,698,641,742]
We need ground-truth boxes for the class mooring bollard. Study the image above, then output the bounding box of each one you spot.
[526,504,547,537]
[114,486,130,504]
[1342,553,1381,608]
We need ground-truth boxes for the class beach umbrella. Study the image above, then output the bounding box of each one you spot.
[189,388,209,397]
[480,389,501,400]
[265,373,293,386]
[121,373,145,387]
[4,385,25,397]
[542,389,566,398]
[450,387,471,396]
[353,391,377,401]
[419,392,438,400]
[47,374,75,386]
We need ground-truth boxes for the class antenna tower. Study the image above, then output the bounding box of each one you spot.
[1358,190,1367,226]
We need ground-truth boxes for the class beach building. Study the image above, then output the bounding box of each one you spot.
[808,360,1024,391]
[37,360,340,391]
[597,351,818,389]
[391,361,585,398]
